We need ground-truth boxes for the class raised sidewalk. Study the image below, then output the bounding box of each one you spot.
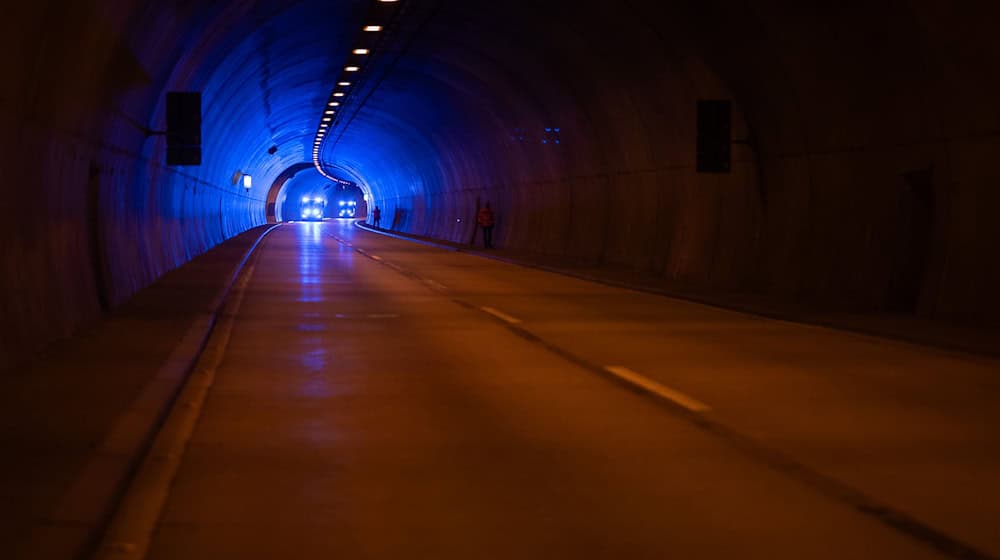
[0,225,276,560]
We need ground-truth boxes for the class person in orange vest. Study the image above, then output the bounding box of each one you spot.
[477,202,495,248]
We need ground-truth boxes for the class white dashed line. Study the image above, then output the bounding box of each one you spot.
[480,306,522,324]
[604,366,711,412]
[423,279,448,291]
[370,255,383,261]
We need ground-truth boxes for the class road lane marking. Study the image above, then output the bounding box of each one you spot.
[336,235,451,293]
[604,366,711,412]
[355,221,992,560]
[423,278,447,291]
[480,306,522,324]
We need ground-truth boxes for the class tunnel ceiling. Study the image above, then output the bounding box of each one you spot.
[106,0,1000,221]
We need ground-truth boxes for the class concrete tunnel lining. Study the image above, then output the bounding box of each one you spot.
[2,0,1000,371]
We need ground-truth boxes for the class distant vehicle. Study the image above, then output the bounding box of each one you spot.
[300,197,326,221]
[336,199,358,218]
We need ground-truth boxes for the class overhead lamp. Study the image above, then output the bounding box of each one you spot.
[330,102,340,107]
[333,92,345,97]
[322,117,331,122]
[242,174,252,190]
[364,25,382,32]
[353,48,370,55]
[345,65,360,72]
[338,81,351,86]
[324,110,334,115]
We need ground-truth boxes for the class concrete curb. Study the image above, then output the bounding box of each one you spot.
[92,225,271,560]
[20,224,282,560]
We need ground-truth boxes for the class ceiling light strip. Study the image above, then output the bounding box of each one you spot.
[313,0,406,178]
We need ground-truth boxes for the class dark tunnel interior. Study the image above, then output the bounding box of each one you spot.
[2,0,1000,370]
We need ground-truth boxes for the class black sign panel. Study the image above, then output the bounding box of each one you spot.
[696,100,731,174]
[166,92,201,166]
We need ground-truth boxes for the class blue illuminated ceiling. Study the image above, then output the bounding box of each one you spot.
[153,0,369,201]
[133,1,563,233]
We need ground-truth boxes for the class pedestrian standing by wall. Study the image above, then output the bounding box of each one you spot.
[372,206,381,228]
[477,202,495,249]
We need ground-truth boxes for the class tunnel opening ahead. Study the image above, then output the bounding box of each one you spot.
[268,164,367,223]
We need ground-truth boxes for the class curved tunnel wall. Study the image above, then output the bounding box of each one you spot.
[331,2,774,296]
[0,1,365,370]
[330,0,1000,323]
[2,1,999,370]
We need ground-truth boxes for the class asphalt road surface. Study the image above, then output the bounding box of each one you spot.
[140,220,1000,559]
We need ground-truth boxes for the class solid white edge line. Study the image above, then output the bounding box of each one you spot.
[604,366,711,412]
[480,306,522,324]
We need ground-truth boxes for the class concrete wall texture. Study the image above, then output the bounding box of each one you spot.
[1,0,998,370]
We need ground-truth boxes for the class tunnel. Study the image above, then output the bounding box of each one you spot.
[2,0,997,370]
[2,1,1000,558]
